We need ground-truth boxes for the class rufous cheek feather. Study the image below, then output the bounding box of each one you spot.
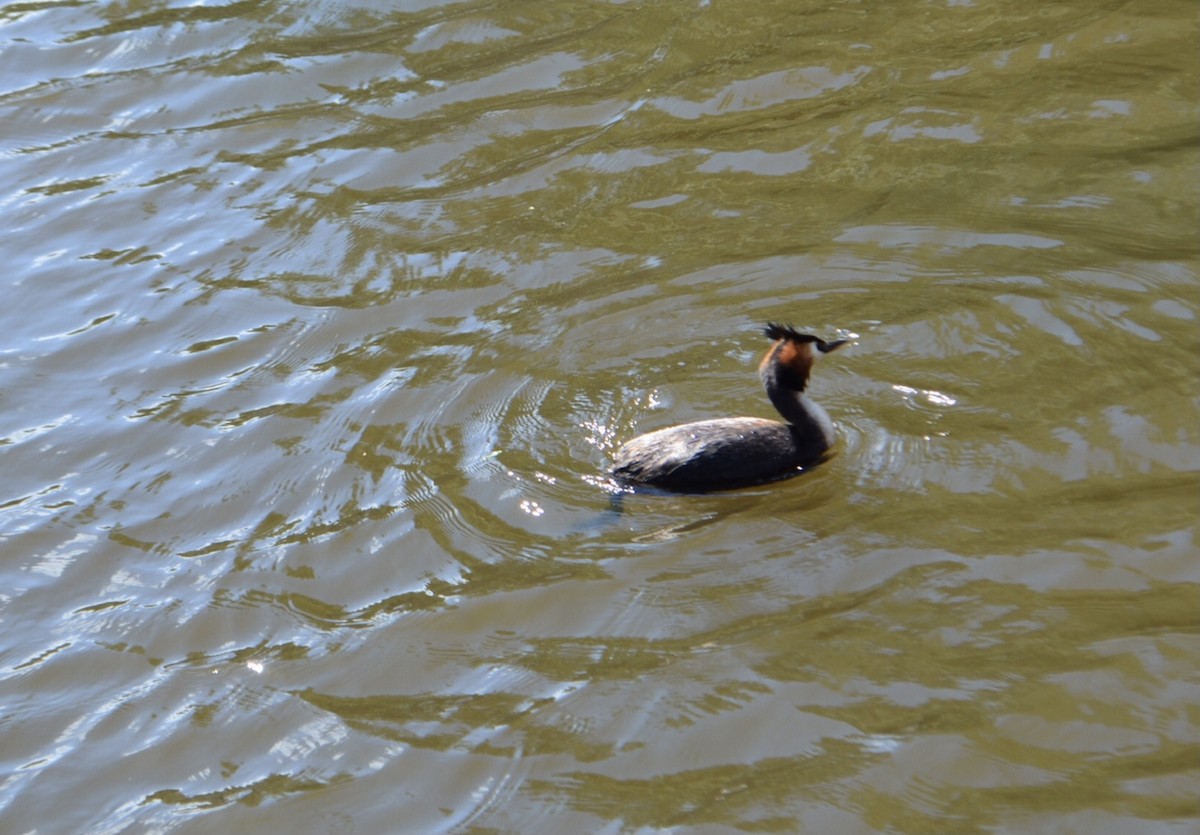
[765,339,813,392]
[763,322,828,392]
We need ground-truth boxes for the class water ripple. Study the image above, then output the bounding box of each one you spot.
[1,1,1196,833]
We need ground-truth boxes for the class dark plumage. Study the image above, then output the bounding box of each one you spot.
[611,323,847,492]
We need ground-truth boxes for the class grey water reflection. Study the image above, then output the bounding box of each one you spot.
[1,0,1197,833]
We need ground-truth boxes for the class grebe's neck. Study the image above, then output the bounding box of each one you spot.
[764,381,811,425]
[759,338,835,445]
[764,383,836,448]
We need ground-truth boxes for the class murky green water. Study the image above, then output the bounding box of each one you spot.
[2,1,1197,833]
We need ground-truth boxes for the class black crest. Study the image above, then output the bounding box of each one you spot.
[764,323,847,354]
[764,322,818,344]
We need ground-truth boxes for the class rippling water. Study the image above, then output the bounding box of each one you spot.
[2,1,1197,833]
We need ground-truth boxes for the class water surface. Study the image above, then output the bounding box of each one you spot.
[1,1,1197,833]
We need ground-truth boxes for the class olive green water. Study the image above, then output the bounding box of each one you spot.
[1,1,1197,833]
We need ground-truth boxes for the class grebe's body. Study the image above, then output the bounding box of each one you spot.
[611,324,846,492]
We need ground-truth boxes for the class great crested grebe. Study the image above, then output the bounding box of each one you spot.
[611,323,848,492]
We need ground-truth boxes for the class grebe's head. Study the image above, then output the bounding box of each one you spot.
[760,322,847,392]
